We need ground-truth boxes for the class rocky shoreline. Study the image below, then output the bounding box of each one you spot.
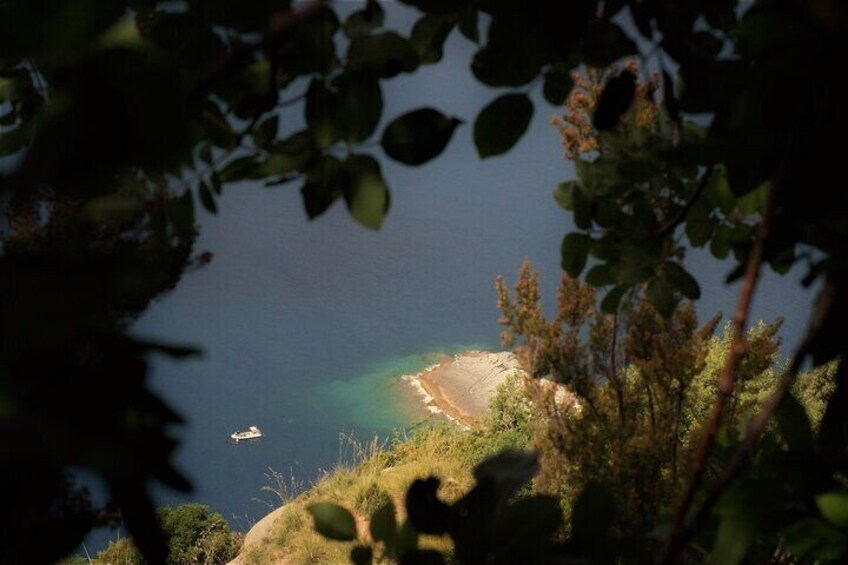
[401,350,525,427]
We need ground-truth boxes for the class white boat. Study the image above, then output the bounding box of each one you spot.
[231,426,262,442]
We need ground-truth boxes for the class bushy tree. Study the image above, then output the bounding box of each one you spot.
[92,504,238,565]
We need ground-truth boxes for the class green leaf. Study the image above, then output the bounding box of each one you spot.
[347,31,419,78]
[664,262,701,300]
[593,70,636,131]
[601,286,627,314]
[301,156,347,219]
[647,277,677,318]
[254,114,279,148]
[817,492,848,529]
[708,167,735,214]
[581,21,637,68]
[474,93,533,158]
[344,0,385,38]
[710,225,732,259]
[261,131,315,177]
[305,79,339,148]
[219,156,260,182]
[783,518,848,559]
[343,154,390,230]
[554,181,578,210]
[572,185,593,229]
[405,477,449,535]
[471,17,544,87]
[206,172,220,197]
[775,394,814,452]
[710,513,755,565]
[198,181,217,214]
[370,501,398,544]
[381,108,461,166]
[410,15,454,65]
[334,72,383,143]
[274,6,340,76]
[543,66,574,105]
[456,6,479,43]
[473,449,539,500]
[561,232,592,277]
[685,205,714,247]
[586,264,615,287]
[307,502,358,541]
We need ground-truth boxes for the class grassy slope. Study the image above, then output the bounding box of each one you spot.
[239,424,531,565]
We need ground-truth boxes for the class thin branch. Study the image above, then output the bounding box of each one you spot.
[609,312,626,426]
[657,165,715,238]
[664,277,835,557]
[658,181,776,564]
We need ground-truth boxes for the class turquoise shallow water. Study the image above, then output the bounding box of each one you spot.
[314,344,490,432]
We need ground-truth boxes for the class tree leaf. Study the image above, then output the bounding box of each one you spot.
[543,66,574,105]
[381,108,461,166]
[471,17,544,87]
[260,131,315,177]
[817,492,848,529]
[474,93,533,158]
[253,114,279,148]
[581,21,637,68]
[219,156,259,182]
[773,393,814,452]
[410,14,454,65]
[300,156,347,219]
[586,264,615,287]
[347,31,419,78]
[710,513,755,565]
[593,70,636,131]
[600,285,628,313]
[561,232,592,277]
[370,501,397,544]
[344,0,385,38]
[305,79,339,148]
[456,6,479,43]
[307,502,358,541]
[342,154,390,230]
[334,72,383,143]
[405,477,449,535]
[648,277,677,318]
[198,181,217,214]
[554,181,578,210]
[473,449,539,501]
[664,262,701,300]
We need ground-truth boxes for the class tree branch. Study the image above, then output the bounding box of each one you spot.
[658,182,776,564]
[662,276,835,559]
[657,165,715,238]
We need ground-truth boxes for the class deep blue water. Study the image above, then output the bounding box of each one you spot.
[116,2,819,538]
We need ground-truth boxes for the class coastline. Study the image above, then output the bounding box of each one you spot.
[401,350,525,427]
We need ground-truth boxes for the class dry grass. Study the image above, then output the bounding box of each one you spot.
[241,423,529,564]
